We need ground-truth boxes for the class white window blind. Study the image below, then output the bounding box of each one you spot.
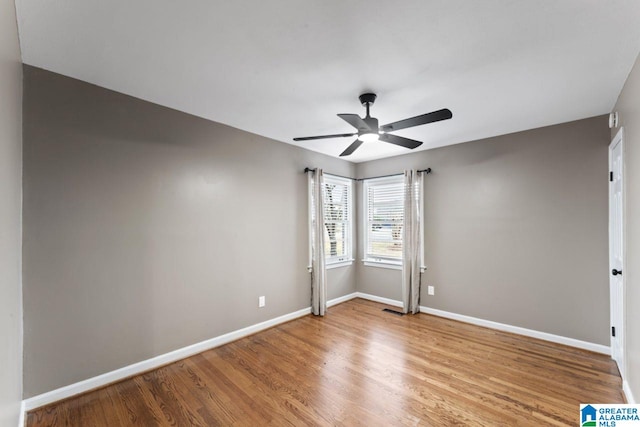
[364,176,404,262]
[323,175,352,263]
[309,173,353,265]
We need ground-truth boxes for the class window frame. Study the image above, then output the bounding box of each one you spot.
[323,174,353,268]
[308,173,354,270]
[362,175,405,270]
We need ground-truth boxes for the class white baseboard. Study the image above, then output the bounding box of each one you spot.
[23,293,358,412]
[355,292,403,308]
[624,380,636,404]
[18,400,25,427]
[328,292,358,307]
[353,293,609,355]
[419,306,610,355]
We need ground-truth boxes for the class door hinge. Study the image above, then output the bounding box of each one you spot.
[610,171,614,182]
[612,326,616,337]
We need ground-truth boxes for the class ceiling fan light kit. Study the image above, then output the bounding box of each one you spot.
[358,132,380,142]
[293,93,452,157]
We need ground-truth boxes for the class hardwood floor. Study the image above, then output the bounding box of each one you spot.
[27,298,624,426]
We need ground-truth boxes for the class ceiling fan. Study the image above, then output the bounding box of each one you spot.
[293,93,452,157]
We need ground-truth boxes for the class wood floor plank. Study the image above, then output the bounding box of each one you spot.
[27,298,624,426]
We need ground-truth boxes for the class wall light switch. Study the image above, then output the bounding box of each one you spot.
[427,286,435,296]
[259,296,266,308]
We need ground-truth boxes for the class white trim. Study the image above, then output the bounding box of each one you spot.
[327,292,358,307]
[419,306,610,355]
[22,293,359,411]
[323,174,354,264]
[326,259,354,269]
[623,380,636,404]
[362,175,405,265]
[354,293,609,354]
[363,260,402,270]
[609,127,626,380]
[18,400,25,427]
[355,292,403,308]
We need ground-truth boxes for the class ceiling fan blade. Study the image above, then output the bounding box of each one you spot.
[293,132,356,141]
[338,113,372,131]
[380,108,452,132]
[379,133,423,150]
[339,139,364,157]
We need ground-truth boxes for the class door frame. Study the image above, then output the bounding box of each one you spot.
[609,127,625,379]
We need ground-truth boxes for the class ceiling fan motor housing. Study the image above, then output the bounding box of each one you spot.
[359,93,377,106]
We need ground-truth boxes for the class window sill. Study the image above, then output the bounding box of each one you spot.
[363,259,402,270]
[327,259,354,270]
[307,260,355,272]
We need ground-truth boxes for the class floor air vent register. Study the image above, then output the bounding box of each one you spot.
[382,308,405,316]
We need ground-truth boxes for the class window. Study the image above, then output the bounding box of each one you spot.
[310,174,353,267]
[363,176,404,268]
[323,175,353,265]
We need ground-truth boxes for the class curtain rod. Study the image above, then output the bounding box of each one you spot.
[357,168,432,181]
[304,167,431,181]
[303,168,355,181]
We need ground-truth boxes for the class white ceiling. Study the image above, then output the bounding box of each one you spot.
[14,0,640,162]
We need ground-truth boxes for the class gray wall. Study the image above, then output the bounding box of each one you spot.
[356,116,611,345]
[612,52,640,402]
[0,0,23,425]
[22,66,355,397]
[21,63,615,398]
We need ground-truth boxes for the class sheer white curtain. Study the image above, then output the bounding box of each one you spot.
[402,170,423,314]
[309,169,327,316]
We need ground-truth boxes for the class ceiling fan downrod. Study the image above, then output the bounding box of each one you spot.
[359,93,377,118]
[358,93,379,132]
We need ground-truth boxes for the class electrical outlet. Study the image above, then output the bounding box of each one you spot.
[258,296,265,308]
[427,286,435,296]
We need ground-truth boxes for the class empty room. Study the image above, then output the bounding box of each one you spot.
[3,1,640,426]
